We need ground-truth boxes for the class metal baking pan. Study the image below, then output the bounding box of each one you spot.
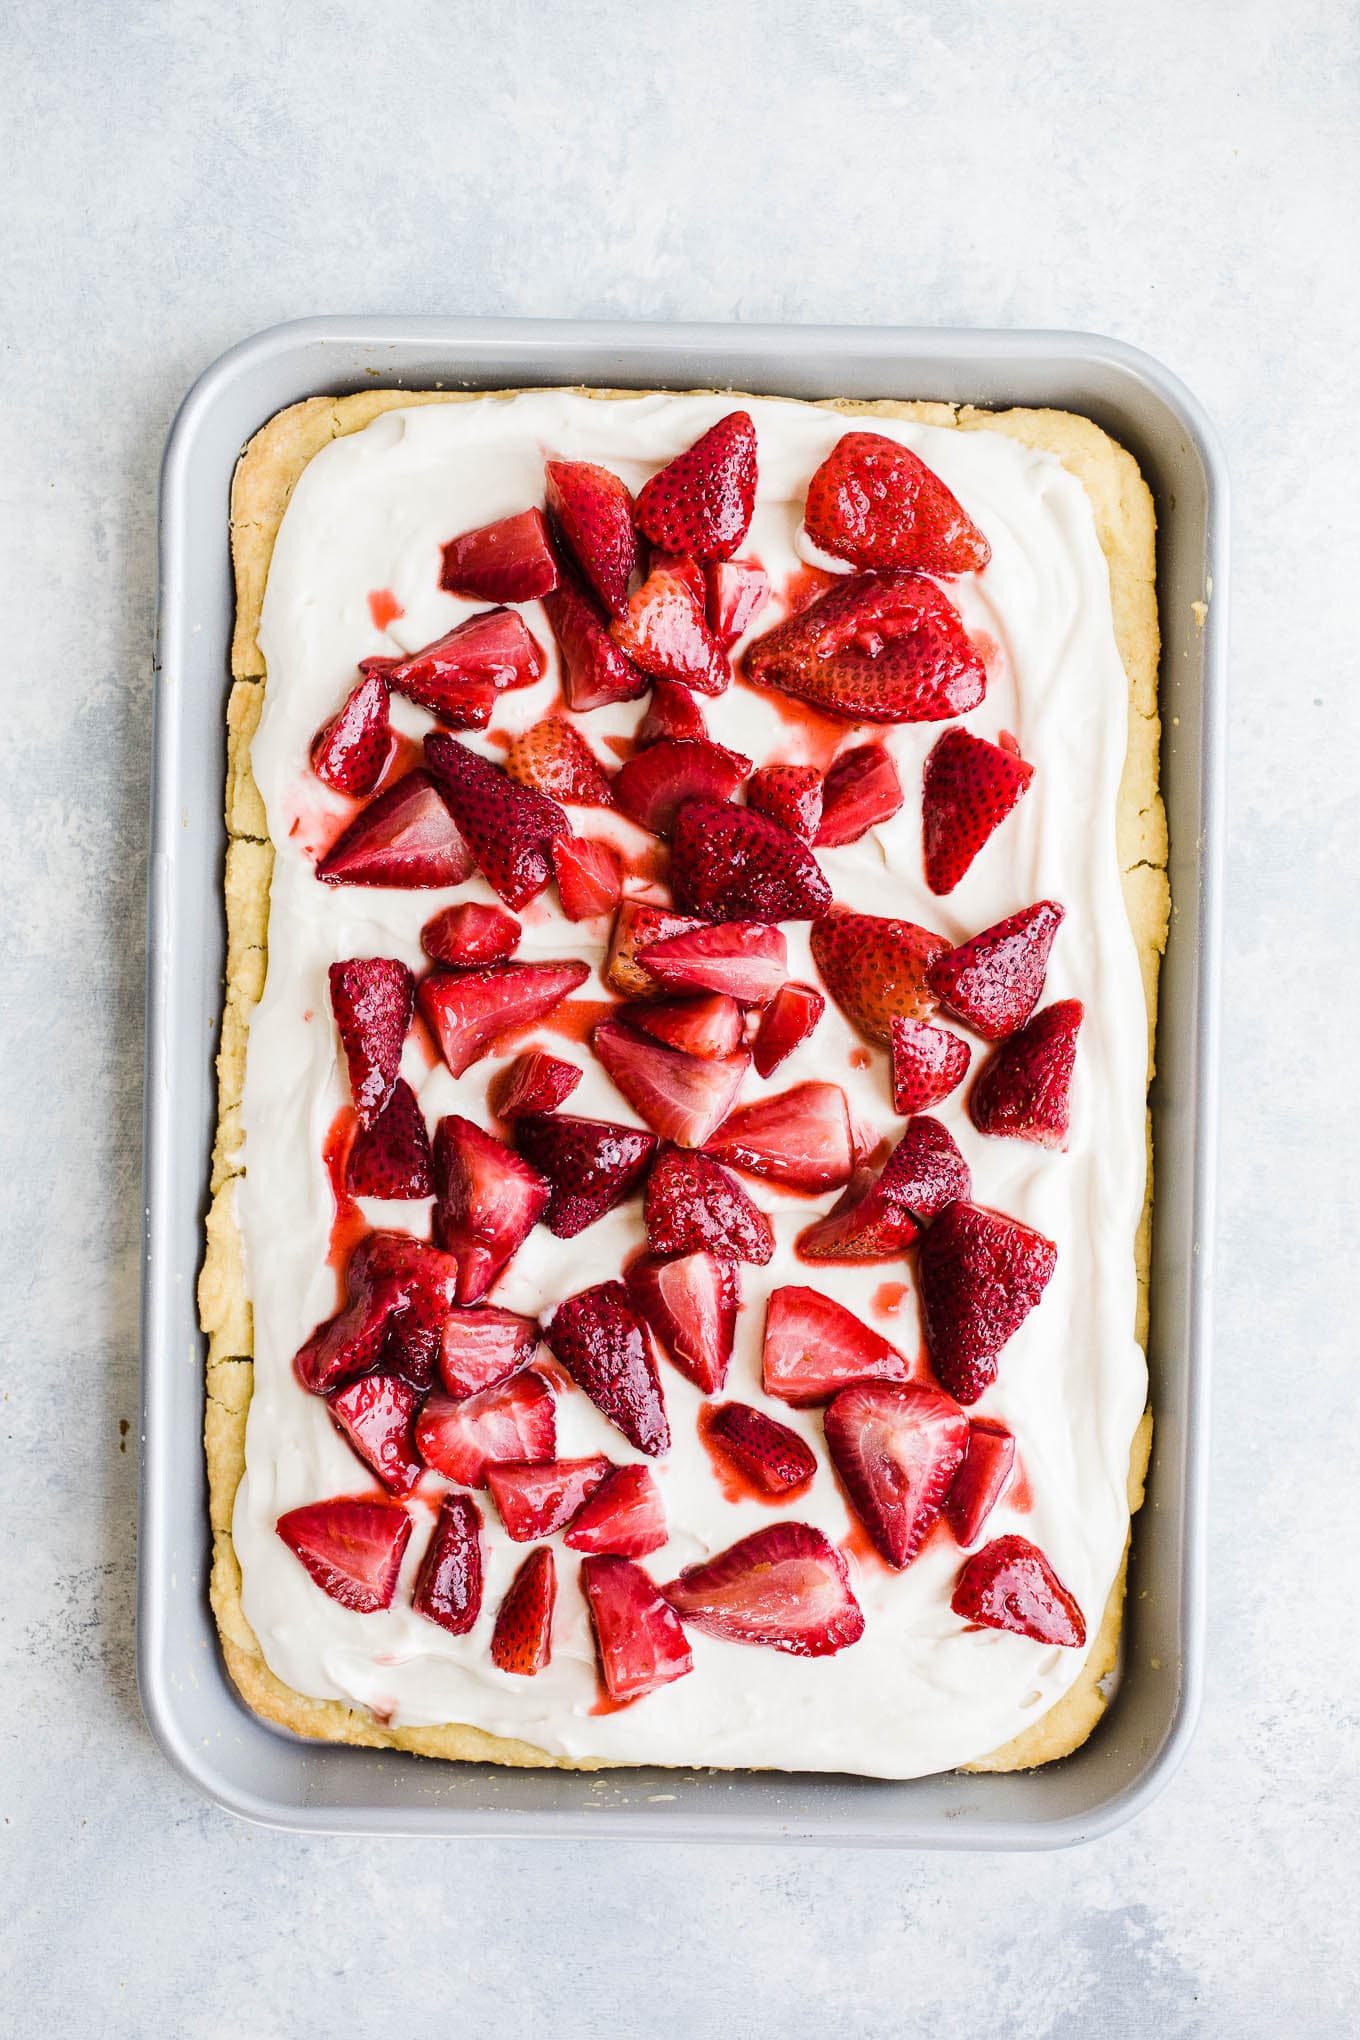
[141,317,1224,1845]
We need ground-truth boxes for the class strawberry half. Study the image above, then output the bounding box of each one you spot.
[663,1523,863,1656]
[310,670,391,796]
[581,1554,692,1704]
[551,835,623,921]
[543,570,650,712]
[705,1081,854,1193]
[644,1147,774,1263]
[419,960,590,1078]
[564,1463,667,1557]
[317,771,473,889]
[795,1164,919,1263]
[326,1374,423,1496]
[364,609,544,716]
[424,734,570,909]
[824,1381,967,1568]
[328,957,415,1128]
[752,982,825,1078]
[614,737,751,836]
[544,1280,670,1455]
[746,763,823,843]
[636,679,708,747]
[489,1049,582,1120]
[810,907,948,1044]
[705,1403,817,1497]
[625,1251,738,1395]
[890,1017,971,1113]
[490,1546,556,1674]
[439,1304,541,1398]
[486,1455,611,1541]
[944,1418,1016,1546]
[421,900,521,967]
[276,1496,411,1613]
[762,1284,910,1406]
[604,900,706,1000]
[816,743,903,848]
[878,1114,972,1221]
[593,1018,750,1149]
[439,508,559,603]
[412,1493,485,1635]
[922,726,1034,893]
[514,1110,658,1237]
[635,411,758,562]
[744,570,986,723]
[804,432,991,576]
[928,901,1065,1040]
[611,569,730,694]
[295,1272,408,1397]
[505,716,615,807]
[670,799,832,922]
[544,459,638,617]
[345,1078,433,1199]
[351,1230,462,1389]
[416,1369,557,1486]
[625,992,744,1061]
[968,999,1083,1147]
[951,1534,1085,1647]
[706,558,770,647]
[431,1114,551,1303]
[639,920,786,1005]
[917,1202,1057,1404]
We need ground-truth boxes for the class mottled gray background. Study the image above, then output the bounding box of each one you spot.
[2,0,1357,2033]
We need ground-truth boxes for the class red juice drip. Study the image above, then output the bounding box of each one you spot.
[1007,1460,1033,1513]
[537,996,618,1045]
[601,732,633,761]
[367,588,405,631]
[872,1280,909,1317]
[322,1106,367,1272]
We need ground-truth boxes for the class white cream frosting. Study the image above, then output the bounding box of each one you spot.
[233,391,1148,1778]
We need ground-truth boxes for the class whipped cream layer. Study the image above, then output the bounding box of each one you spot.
[234,390,1148,1778]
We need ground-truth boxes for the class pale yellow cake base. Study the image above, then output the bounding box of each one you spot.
[199,386,1168,1776]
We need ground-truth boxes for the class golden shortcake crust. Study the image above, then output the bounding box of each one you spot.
[199,387,1167,1774]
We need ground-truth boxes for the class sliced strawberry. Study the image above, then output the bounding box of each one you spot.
[294,1271,407,1396]
[639,920,786,1005]
[419,960,590,1078]
[593,1018,749,1148]
[636,679,708,747]
[762,1284,910,1406]
[951,1534,1085,1647]
[489,1049,582,1120]
[421,900,521,967]
[344,1078,433,1199]
[564,1463,666,1557]
[804,432,991,576]
[744,570,986,723]
[890,1017,971,1113]
[424,734,570,909]
[746,763,823,843]
[635,411,758,562]
[706,557,770,647]
[928,901,1065,1041]
[625,1251,737,1395]
[505,717,615,807]
[544,1280,670,1455]
[543,570,650,712]
[917,1202,1057,1404]
[752,982,825,1078]
[614,737,751,836]
[439,507,559,603]
[969,999,1083,1147]
[646,550,707,605]
[364,609,544,716]
[431,1114,551,1303]
[416,1369,556,1486]
[490,1546,556,1673]
[611,568,730,694]
[825,1381,967,1568]
[544,460,638,617]
[625,993,744,1061]
[310,670,391,796]
[551,835,623,921]
[604,899,706,1000]
[486,1455,611,1540]
[439,1303,541,1398]
[326,1374,424,1496]
[816,743,903,848]
[705,1081,854,1192]
[670,799,832,921]
[922,726,1034,893]
[328,957,415,1127]
[317,771,473,890]
[514,1111,658,1237]
[351,1230,462,1388]
[810,907,948,1044]
[663,1522,863,1656]
[944,1418,1016,1546]
[581,1554,692,1704]
[644,1147,773,1263]
[276,1496,411,1613]
[795,1164,919,1263]
[878,1115,972,1221]
[705,1403,817,1496]
[412,1493,485,1635]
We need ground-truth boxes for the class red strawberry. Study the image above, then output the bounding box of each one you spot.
[706,557,770,647]
[543,570,650,712]
[505,717,614,807]
[551,835,623,921]
[439,507,560,603]
[604,900,706,1000]
[544,460,638,617]
[514,1111,658,1237]
[412,1493,485,1635]
[825,1381,967,1568]
[644,1147,774,1263]
[752,982,825,1078]
[635,411,758,562]
[564,1463,667,1557]
[663,1522,863,1656]
[810,907,948,1044]
[294,1271,407,1396]
[744,571,986,723]
[968,999,1083,1147]
[317,771,473,889]
[636,679,708,747]
[944,1419,1016,1546]
[439,1304,541,1398]
[917,1202,1057,1404]
[311,670,392,796]
[416,1369,557,1486]
[922,726,1034,893]
[625,993,744,1061]
[804,432,991,576]
[705,1403,817,1496]
[951,1534,1085,1647]
[419,960,590,1078]
[878,1115,972,1220]
[761,1284,910,1406]
[611,569,730,694]
[364,609,544,716]
[486,1456,611,1541]
[639,920,786,1005]
[614,737,751,836]
[816,743,903,848]
[423,735,570,909]
[928,901,1065,1040]
[593,1018,750,1149]
[890,1017,971,1113]
[581,1554,692,1704]
[670,799,832,921]
[625,1251,738,1395]
[646,551,708,605]
[705,1082,854,1193]
[326,1374,424,1496]
[349,1230,462,1388]
[345,1078,433,1198]
[328,957,415,1127]
[490,1546,556,1674]
[544,1280,670,1455]
[746,763,823,842]
[795,1164,919,1263]
[277,1496,412,1613]
[489,1049,582,1120]
[421,900,521,967]
[431,1114,551,1303]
